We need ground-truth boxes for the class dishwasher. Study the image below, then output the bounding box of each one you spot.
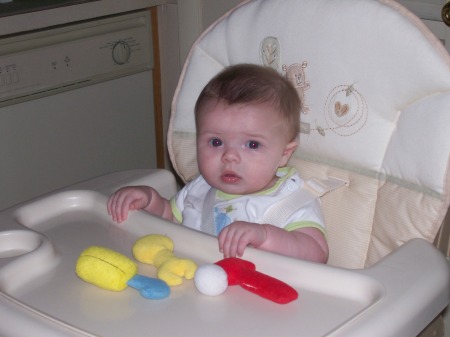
[0,10,157,211]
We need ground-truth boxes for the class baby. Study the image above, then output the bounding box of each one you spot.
[108,64,328,263]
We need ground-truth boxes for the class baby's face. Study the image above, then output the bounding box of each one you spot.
[196,99,297,195]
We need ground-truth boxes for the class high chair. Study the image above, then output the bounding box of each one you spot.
[0,0,449,336]
[168,0,450,334]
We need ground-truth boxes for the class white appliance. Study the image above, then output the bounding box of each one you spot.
[0,10,157,211]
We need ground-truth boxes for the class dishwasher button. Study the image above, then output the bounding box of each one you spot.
[112,41,131,65]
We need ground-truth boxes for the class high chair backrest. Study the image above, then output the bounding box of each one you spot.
[168,0,450,268]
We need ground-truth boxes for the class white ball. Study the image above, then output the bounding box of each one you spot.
[194,264,228,296]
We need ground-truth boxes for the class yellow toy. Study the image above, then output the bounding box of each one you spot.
[76,246,137,291]
[132,234,197,286]
[76,246,170,299]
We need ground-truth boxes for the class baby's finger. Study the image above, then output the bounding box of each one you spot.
[236,233,251,257]
[107,194,120,221]
[218,226,236,257]
[116,194,135,223]
[218,227,229,253]
[223,226,242,258]
[230,230,247,258]
[108,192,130,223]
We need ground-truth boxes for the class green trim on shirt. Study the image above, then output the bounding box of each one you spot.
[170,198,183,223]
[285,221,326,235]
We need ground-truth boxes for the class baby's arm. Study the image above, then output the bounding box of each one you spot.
[107,186,173,223]
[258,225,328,263]
[218,222,328,263]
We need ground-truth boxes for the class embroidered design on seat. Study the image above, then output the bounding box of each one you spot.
[283,61,310,114]
[313,84,368,137]
[334,101,349,117]
[261,36,281,70]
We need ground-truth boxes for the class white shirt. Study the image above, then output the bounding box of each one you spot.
[170,167,325,236]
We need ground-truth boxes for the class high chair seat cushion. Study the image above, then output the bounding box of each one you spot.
[168,0,450,268]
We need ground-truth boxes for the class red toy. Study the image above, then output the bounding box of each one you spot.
[215,257,298,304]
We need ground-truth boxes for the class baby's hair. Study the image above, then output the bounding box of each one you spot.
[194,64,301,141]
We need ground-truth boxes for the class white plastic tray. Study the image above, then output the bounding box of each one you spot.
[0,170,448,337]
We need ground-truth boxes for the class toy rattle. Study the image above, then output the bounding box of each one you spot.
[194,257,298,304]
[76,246,170,299]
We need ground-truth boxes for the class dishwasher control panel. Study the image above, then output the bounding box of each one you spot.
[0,10,153,106]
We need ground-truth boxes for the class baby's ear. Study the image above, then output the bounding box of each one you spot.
[280,141,298,166]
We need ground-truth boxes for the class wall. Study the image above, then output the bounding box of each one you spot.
[398,0,450,54]
[176,0,245,65]
[397,0,446,20]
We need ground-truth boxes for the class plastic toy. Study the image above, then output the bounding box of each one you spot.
[76,246,170,299]
[132,234,198,286]
[195,257,298,304]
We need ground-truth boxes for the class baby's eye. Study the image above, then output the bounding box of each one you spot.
[246,140,260,149]
[209,138,223,147]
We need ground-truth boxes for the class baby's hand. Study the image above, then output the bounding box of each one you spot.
[218,221,266,258]
[107,186,151,223]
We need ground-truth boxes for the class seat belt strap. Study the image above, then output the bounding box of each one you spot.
[304,177,348,196]
[200,187,217,235]
[260,177,347,227]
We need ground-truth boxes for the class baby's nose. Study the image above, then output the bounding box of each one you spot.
[222,146,240,162]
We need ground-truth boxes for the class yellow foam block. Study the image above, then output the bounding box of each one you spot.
[76,246,137,291]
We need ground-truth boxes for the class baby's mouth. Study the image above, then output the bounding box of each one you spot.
[221,172,241,184]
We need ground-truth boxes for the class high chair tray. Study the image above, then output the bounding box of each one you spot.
[0,170,448,337]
